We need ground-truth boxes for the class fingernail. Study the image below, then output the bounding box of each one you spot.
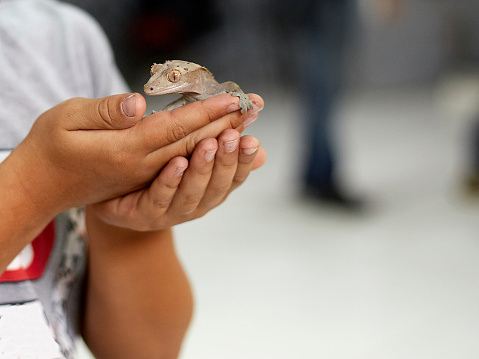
[223,139,239,152]
[243,114,257,129]
[175,166,188,176]
[241,146,259,156]
[204,148,218,162]
[121,94,136,117]
[251,101,264,114]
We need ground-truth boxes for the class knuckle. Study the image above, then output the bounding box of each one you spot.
[228,112,244,128]
[217,160,237,172]
[180,135,198,157]
[238,156,255,165]
[199,196,225,213]
[62,97,84,109]
[172,122,190,141]
[211,184,231,196]
[183,206,206,220]
[164,181,180,191]
[198,100,218,124]
[57,97,82,120]
[96,97,114,127]
[152,197,172,210]
[167,114,193,142]
[182,194,202,210]
[233,174,249,187]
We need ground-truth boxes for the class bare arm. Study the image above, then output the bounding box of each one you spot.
[82,218,193,359]
[0,154,58,272]
[82,128,265,358]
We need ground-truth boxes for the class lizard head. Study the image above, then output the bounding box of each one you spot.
[144,60,214,96]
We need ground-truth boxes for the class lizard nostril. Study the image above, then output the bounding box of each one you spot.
[150,87,154,91]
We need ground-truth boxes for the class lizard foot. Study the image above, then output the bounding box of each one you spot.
[231,91,254,115]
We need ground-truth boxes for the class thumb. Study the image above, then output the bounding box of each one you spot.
[94,93,146,130]
[64,93,146,131]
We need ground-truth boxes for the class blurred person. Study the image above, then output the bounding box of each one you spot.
[299,0,355,207]
[0,1,265,358]
[275,0,359,209]
[464,114,479,195]
[275,0,402,209]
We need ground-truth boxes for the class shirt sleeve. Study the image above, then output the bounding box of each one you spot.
[58,2,131,98]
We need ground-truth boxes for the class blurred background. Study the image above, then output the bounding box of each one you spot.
[66,0,479,358]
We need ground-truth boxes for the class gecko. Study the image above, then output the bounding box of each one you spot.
[144,60,254,114]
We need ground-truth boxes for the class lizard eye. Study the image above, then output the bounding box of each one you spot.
[168,69,182,83]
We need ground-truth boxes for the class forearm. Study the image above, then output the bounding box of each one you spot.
[83,208,193,359]
[0,152,59,272]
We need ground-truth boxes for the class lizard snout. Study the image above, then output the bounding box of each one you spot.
[143,83,157,95]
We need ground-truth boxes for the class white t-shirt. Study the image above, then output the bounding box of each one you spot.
[0,0,129,357]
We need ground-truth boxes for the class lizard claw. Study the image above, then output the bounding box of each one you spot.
[231,91,254,115]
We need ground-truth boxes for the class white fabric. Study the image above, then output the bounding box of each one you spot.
[0,0,129,357]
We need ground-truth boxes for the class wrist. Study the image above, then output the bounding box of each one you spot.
[0,154,58,223]
[85,206,172,248]
[7,141,69,216]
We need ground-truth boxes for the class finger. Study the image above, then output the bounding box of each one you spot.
[235,112,258,133]
[139,93,264,152]
[62,93,147,131]
[234,95,264,133]
[167,138,218,216]
[228,136,260,193]
[144,156,189,214]
[145,99,261,171]
[198,130,241,210]
[252,146,267,170]
[168,93,263,139]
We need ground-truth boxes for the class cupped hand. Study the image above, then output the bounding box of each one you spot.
[9,92,263,216]
[88,129,265,231]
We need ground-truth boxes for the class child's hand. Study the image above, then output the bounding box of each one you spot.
[87,130,266,231]
[8,93,263,218]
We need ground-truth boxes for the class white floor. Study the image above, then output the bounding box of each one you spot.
[77,76,479,358]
